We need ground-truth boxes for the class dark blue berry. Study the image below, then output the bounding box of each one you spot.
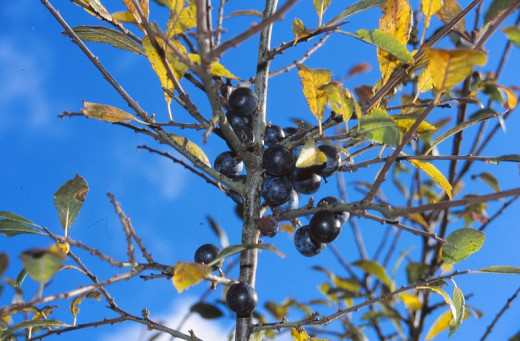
[264,125,285,147]
[194,244,222,270]
[228,87,258,117]
[309,210,341,243]
[318,145,341,178]
[294,225,325,257]
[262,145,294,176]
[318,196,349,225]
[277,189,299,214]
[291,168,322,194]
[226,282,258,317]
[214,151,243,177]
[261,176,293,206]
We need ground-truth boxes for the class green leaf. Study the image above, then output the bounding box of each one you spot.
[206,216,229,248]
[189,302,223,319]
[426,109,502,155]
[15,268,28,288]
[313,0,332,25]
[356,108,401,146]
[70,291,102,324]
[484,0,516,24]
[208,244,285,268]
[479,265,520,274]
[226,10,263,18]
[70,26,144,54]
[0,319,69,338]
[406,262,430,284]
[54,174,89,231]
[503,26,520,47]
[473,172,500,192]
[491,154,520,163]
[19,248,67,284]
[0,219,45,237]
[344,29,414,64]
[0,253,7,277]
[0,211,34,225]
[441,228,485,264]
[352,260,394,290]
[327,0,386,26]
[449,288,465,336]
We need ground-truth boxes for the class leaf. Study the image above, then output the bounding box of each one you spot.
[208,243,284,268]
[441,228,485,264]
[292,18,310,41]
[167,133,211,167]
[121,0,149,26]
[53,174,89,231]
[327,0,386,27]
[357,108,401,145]
[407,158,452,199]
[321,82,354,128]
[496,84,518,109]
[0,253,7,277]
[142,35,177,100]
[313,0,332,25]
[377,0,413,82]
[352,260,394,290]
[190,302,223,319]
[479,265,520,274]
[345,29,413,64]
[70,26,144,54]
[491,154,520,163]
[81,101,141,123]
[425,109,501,155]
[111,11,137,24]
[226,10,263,18]
[393,117,436,134]
[425,309,470,340]
[0,319,69,338]
[484,0,516,24]
[70,291,102,324]
[399,292,422,310]
[295,138,327,168]
[503,26,520,47]
[437,0,465,34]
[15,268,28,288]
[406,262,429,284]
[84,0,113,21]
[0,211,34,225]
[421,0,442,30]
[416,68,434,96]
[188,54,240,80]
[449,287,465,336]
[167,0,196,36]
[206,216,229,248]
[296,64,332,135]
[347,63,372,78]
[172,262,211,293]
[19,247,67,284]
[473,172,500,192]
[0,219,45,237]
[425,48,487,91]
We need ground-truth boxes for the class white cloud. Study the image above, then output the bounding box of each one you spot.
[0,38,54,131]
[103,298,231,341]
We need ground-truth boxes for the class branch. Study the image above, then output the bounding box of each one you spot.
[208,0,298,61]
[480,285,520,341]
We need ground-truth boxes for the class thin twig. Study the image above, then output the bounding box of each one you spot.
[480,286,520,341]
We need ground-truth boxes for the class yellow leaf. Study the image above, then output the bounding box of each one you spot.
[111,11,137,24]
[321,82,354,130]
[437,0,465,34]
[377,0,413,82]
[421,0,442,30]
[291,328,309,341]
[142,35,174,102]
[280,223,296,234]
[415,68,434,100]
[167,0,196,36]
[121,0,149,26]
[56,241,70,254]
[172,262,211,293]
[425,309,471,340]
[393,118,436,134]
[296,64,332,135]
[399,292,422,310]
[408,158,452,199]
[295,138,327,168]
[188,54,241,80]
[496,85,518,109]
[409,213,430,230]
[425,47,487,91]
[167,133,211,167]
[81,101,142,123]
[292,18,310,41]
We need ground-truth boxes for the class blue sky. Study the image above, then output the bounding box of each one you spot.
[1,0,520,340]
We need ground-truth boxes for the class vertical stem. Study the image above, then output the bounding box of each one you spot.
[235,1,278,340]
